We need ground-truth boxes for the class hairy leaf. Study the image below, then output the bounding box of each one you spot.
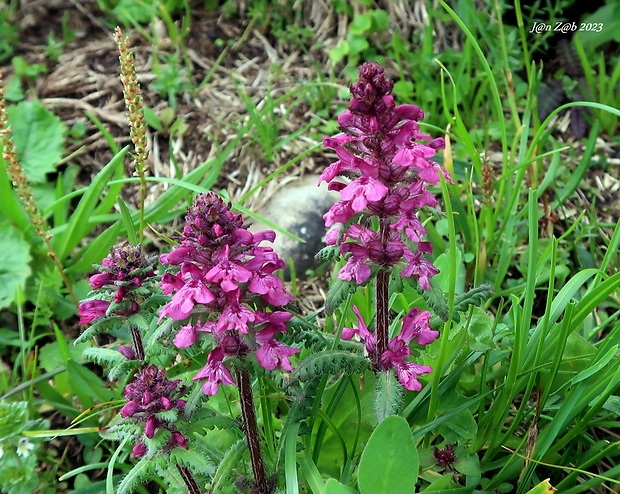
[326,277,357,315]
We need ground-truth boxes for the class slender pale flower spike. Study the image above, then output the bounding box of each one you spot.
[323,62,449,391]
[159,193,299,395]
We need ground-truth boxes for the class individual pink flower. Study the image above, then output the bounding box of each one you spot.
[340,176,389,212]
[338,243,372,284]
[193,347,236,396]
[341,306,376,355]
[400,307,439,345]
[401,249,440,290]
[395,361,433,391]
[256,326,300,371]
[174,321,199,348]
[78,300,110,325]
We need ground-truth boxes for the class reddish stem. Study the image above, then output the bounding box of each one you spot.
[177,465,201,494]
[375,218,390,366]
[237,366,271,494]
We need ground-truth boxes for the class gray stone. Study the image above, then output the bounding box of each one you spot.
[249,175,340,279]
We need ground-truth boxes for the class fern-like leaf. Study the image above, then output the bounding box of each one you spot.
[326,277,358,315]
[420,278,450,323]
[117,456,157,494]
[209,438,247,492]
[453,284,493,317]
[170,443,216,478]
[289,350,369,386]
[315,245,341,263]
[74,315,125,345]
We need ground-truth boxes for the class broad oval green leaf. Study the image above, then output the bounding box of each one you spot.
[358,415,419,494]
[325,479,357,494]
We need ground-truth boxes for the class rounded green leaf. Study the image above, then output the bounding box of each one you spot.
[358,415,419,494]
[325,479,357,494]
[0,222,31,309]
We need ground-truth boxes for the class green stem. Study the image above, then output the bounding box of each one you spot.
[138,168,146,245]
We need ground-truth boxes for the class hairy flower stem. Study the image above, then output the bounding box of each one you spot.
[177,465,201,494]
[236,366,271,494]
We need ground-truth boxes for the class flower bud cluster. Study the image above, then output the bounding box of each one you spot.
[322,62,451,391]
[78,242,157,325]
[120,364,188,458]
[159,193,299,395]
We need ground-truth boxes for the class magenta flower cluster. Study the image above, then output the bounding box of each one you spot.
[78,242,155,325]
[158,193,299,395]
[321,62,450,391]
[343,306,439,391]
[120,364,188,458]
[320,62,451,285]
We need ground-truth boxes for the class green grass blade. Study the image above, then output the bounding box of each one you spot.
[54,146,128,260]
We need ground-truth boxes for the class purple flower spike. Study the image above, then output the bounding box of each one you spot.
[321,62,449,285]
[121,365,187,456]
[321,62,450,392]
[160,193,298,395]
[78,242,157,325]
